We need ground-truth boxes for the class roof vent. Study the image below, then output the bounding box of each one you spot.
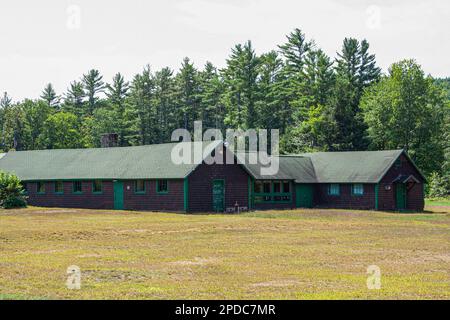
[100,133,119,148]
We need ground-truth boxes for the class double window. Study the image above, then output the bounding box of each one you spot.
[37,181,46,194]
[54,181,64,194]
[157,180,169,194]
[328,184,340,196]
[253,180,291,203]
[92,180,102,194]
[352,184,364,196]
[135,180,146,194]
[73,181,83,194]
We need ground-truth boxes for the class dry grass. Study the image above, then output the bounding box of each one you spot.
[0,205,448,300]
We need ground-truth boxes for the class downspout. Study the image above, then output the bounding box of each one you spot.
[183,178,189,213]
[248,176,252,210]
[375,183,379,210]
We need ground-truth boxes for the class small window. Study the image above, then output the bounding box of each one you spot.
[254,181,263,193]
[395,158,401,168]
[328,184,340,196]
[92,180,102,194]
[352,184,364,196]
[135,180,145,194]
[282,181,290,193]
[273,181,281,193]
[73,181,82,194]
[157,180,168,193]
[54,181,64,194]
[263,181,271,193]
[37,181,46,194]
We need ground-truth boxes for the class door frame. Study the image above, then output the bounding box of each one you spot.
[395,183,407,210]
[212,179,225,212]
[295,184,313,208]
[113,180,124,210]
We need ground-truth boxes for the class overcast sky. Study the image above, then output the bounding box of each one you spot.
[0,0,449,101]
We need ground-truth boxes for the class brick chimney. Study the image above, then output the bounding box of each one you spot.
[100,133,119,148]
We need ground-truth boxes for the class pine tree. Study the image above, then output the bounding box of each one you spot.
[154,67,177,142]
[331,38,381,150]
[82,69,105,115]
[0,92,13,151]
[278,28,314,73]
[277,28,315,122]
[256,51,285,131]
[198,62,225,130]
[175,57,200,132]
[106,73,130,146]
[63,81,85,116]
[129,66,157,145]
[222,41,260,129]
[40,83,60,109]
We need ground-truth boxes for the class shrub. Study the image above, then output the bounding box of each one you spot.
[0,171,27,209]
[427,172,449,199]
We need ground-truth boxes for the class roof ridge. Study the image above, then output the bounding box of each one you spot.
[3,140,222,154]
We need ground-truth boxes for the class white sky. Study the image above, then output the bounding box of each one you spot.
[0,0,449,101]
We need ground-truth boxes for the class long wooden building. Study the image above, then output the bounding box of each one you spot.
[0,141,426,212]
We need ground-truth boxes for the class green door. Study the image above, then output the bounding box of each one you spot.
[212,180,225,212]
[396,183,406,210]
[296,184,313,208]
[113,181,124,210]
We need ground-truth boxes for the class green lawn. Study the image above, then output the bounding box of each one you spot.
[0,207,448,300]
[426,198,450,208]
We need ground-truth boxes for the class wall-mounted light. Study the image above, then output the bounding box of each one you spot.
[384,185,392,191]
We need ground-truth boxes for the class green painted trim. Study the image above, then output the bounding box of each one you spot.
[92,180,103,194]
[252,180,293,204]
[248,176,252,210]
[183,178,189,212]
[72,181,83,194]
[156,179,169,194]
[375,183,379,210]
[54,181,64,195]
[134,180,146,194]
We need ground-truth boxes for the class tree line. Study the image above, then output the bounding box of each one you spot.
[0,28,448,195]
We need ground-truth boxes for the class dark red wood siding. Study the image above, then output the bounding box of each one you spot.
[314,183,376,210]
[188,161,249,213]
[378,154,425,211]
[26,181,114,209]
[123,179,184,212]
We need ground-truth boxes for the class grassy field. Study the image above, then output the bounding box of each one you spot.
[426,197,450,209]
[0,204,448,300]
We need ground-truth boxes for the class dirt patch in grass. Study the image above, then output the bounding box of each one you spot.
[170,257,221,266]
[251,280,300,287]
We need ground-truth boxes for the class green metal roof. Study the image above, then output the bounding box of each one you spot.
[239,149,417,183]
[0,142,420,184]
[0,141,220,181]
[238,154,317,183]
[298,149,406,183]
